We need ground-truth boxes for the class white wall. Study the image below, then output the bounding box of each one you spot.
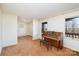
[47,16,65,32]
[0,9,2,54]
[2,12,17,47]
[28,22,33,36]
[18,18,33,36]
[33,19,41,40]
[18,19,29,36]
[40,11,79,52]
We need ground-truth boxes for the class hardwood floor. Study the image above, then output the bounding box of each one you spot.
[1,35,79,56]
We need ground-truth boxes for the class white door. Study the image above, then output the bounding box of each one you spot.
[2,13,17,47]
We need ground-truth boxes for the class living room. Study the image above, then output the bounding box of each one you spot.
[0,3,79,56]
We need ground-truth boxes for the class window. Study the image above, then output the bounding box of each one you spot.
[65,17,79,39]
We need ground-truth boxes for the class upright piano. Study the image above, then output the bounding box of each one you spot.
[42,31,63,49]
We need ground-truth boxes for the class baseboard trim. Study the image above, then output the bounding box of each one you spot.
[18,35,32,38]
[2,42,17,48]
[0,48,2,54]
[64,45,79,52]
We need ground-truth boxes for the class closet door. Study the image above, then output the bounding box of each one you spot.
[2,13,17,47]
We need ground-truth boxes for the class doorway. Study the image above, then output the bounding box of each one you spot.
[42,22,47,33]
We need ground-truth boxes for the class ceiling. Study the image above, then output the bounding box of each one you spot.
[1,3,79,21]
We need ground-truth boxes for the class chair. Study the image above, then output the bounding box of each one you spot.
[40,39,52,51]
